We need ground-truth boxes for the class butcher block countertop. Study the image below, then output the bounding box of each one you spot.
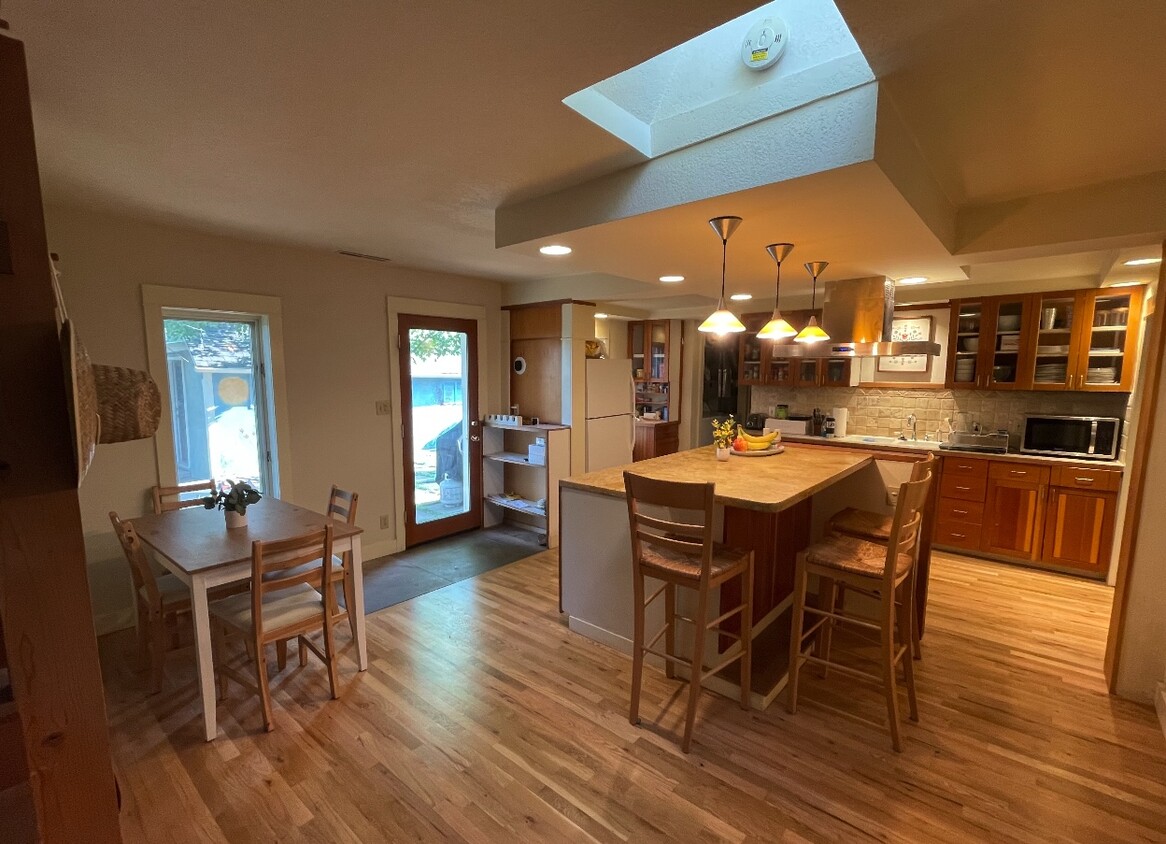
[560,444,873,512]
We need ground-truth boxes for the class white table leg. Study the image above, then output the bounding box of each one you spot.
[350,536,368,671]
[189,573,218,741]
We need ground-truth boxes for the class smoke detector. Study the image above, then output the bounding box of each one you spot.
[741,16,789,70]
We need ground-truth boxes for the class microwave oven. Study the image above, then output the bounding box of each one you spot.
[1020,415,1121,460]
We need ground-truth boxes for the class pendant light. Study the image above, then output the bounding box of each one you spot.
[757,243,797,340]
[794,261,831,343]
[698,216,746,335]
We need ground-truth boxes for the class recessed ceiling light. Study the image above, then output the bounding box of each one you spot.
[659,275,685,283]
[1123,257,1161,266]
[594,312,609,319]
[1109,281,1143,288]
[539,244,572,256]
[729,293,752,301]
[897,276,928,285]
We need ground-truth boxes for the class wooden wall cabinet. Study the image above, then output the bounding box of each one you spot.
[949,286,1146,392]
[628,320,670,381]
[737,310,850,388]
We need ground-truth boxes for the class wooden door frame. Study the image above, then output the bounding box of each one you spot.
[1105,268,1163,690]
[386,299,489,553]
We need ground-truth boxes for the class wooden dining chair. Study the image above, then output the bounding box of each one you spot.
[152,479,216,514]
[326,486,359,639]
[824,453,937,659]
[109,511,192,693]
[624,472,754,753]
[210,525,340,732]
[786,466,934,752]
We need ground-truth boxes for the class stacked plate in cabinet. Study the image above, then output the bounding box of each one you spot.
[954,358,976,382]
[1086,365,1117,384]
[1035,362,1068,383]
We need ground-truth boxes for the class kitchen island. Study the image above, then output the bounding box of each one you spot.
[559,443,924,708]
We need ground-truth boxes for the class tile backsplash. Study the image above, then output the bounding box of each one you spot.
[751,385,1129,449]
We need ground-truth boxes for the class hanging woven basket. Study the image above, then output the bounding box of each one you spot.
[92,364,161,443]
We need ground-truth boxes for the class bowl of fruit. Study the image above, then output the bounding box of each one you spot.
[730,426,783,456]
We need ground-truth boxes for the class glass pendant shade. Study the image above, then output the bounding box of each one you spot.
[794,260,831,343]
[758,242,796,339]
[698,216,746,335]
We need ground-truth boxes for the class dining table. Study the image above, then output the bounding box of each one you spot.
[130,496,367,741]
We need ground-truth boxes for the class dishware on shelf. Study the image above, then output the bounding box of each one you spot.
[962,337,979,352]
[997,314,1022,331]
[1041,307,1057,330]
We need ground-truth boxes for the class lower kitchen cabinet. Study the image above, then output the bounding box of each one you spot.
[633,419,679,462]
[1041,479,1119,574]
[981,464,1050,560]
[933,455,1121,577]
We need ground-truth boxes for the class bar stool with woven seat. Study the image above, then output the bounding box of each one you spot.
[823,453,936,660]
[786,467,933,751]
[624,472,754,753]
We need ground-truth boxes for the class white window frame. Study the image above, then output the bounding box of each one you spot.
[143,285,293,499]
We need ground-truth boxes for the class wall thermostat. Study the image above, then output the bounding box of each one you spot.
[741,16,789,71]
[512,356,527,375]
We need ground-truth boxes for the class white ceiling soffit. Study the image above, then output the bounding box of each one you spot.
[562,0,873,159]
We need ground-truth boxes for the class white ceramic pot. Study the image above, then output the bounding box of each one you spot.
[224,509,248,530]
[715,446,731,461]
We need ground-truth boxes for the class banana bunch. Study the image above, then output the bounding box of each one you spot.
[737,426,780,451]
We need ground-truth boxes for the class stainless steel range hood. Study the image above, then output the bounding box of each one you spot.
[772,276,941,358]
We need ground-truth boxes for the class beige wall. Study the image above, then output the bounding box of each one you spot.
[46,205,505,634]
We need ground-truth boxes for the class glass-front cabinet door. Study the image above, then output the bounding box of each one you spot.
[649,322,668,379]
[947,301,985,388]
[738,314,765,385]
[1074,287,1145,392]
[822,357,851,388]
[1031,292,1081,390]
[984,295,1034,390]
[793,359,821,387]
[628,321,646,380]
[766,355,792,386]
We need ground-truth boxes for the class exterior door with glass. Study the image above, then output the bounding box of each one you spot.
[398,314,482,546]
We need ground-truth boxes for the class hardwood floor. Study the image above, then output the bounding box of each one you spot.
[100,551,1166,843]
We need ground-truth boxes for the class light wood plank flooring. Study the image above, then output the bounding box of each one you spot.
[100,551,1166,843]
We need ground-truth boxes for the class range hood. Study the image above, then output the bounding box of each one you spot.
[772,277,941,358]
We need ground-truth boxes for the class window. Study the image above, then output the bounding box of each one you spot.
[143,286,291,498]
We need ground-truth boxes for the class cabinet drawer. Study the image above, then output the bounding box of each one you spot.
[941,456,989,480]
[939,473,987,502]
[1051,465,1121,491]
[988,462,1051,484]
[937,498,984,525]
[934,521,982,550]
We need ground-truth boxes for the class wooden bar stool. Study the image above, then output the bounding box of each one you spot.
[786,467,934,751]
[825,453,936,659]
[624,472,754,753]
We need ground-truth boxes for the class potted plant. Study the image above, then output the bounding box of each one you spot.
[203,479,262,529]
[712,416,736,461]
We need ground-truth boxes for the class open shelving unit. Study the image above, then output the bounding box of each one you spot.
[482,422,570,547]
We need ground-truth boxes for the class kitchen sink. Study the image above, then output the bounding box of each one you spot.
[938,430,1009,454]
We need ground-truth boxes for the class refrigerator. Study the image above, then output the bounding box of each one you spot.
[585,358,635,471]
[698,335,744,446]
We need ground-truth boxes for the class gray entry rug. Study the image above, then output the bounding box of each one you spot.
[351,525,543,615]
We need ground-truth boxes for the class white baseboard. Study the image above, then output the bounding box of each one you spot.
[567,615,632,655]
[361,538,399,561]
[1155,682,1166,743]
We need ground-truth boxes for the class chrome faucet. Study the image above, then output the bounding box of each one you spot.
[902,413,918,441]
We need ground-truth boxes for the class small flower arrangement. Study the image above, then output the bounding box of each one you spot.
[711,416,737,449]
[203,479,262,515]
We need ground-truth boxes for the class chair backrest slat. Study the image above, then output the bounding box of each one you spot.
[152,479,216,514]
[624,472,717,580]
[109,512,159,606]
[251,525,333,637]
[327,485,359,525]
[883,462,934,584]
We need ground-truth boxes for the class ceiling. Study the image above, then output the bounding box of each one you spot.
[7,1,1166,309]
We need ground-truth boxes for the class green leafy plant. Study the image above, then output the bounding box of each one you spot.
[203,479,262,515]
[711,415,737,449]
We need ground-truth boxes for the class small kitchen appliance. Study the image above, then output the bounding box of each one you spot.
[1021,415,1121,460]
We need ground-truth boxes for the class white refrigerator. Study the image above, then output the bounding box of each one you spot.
[585,358,635,471]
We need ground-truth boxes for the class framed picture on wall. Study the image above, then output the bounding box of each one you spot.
[878,315,933,373]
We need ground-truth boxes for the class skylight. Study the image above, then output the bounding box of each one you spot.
[563,0,873,158]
